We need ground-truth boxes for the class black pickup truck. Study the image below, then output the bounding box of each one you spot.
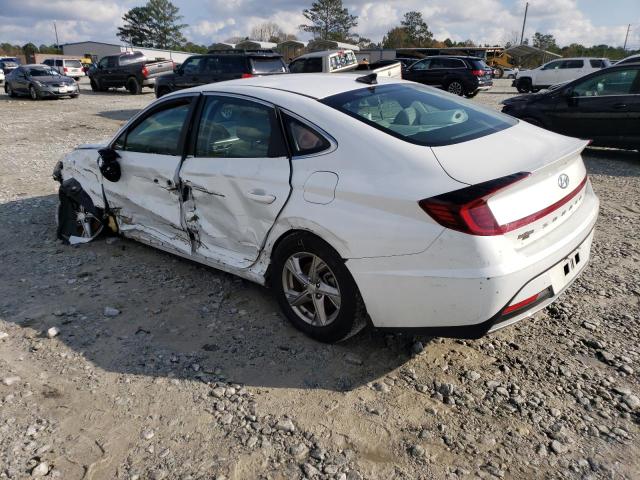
[89,51,175,94]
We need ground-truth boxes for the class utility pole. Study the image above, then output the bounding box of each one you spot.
[623,24,631,50]
[53,21,59,48]
[520,2,529,45]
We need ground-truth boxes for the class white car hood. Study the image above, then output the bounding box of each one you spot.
[429,122,588,185]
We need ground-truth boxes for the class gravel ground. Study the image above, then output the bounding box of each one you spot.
[0,78,638,480]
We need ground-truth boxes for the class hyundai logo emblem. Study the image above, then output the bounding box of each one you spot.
[558,174,570,189]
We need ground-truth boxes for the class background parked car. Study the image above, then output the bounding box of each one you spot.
[0,59,19,76]
[500,67,519,79]
[502,63,640,150]
[42,58,85,81]
[0,68,4,85]
[513,57,610,93]
[615,54,640,65]
[155,50,287,98]
[402,55,493,97]
[4,64,79,100]
[89,51,174,94]
[288,49,358,73]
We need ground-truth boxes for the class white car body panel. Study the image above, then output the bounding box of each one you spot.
[57,74,600,335]
[518,57,607,88]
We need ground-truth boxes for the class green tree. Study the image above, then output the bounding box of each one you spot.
[300,0,358,41]
[382,27,412,48]
[181,42,208,54]
[117,0,186,49]
[400,11,433,47]
[532,32,558,51]
[117,6,153,46]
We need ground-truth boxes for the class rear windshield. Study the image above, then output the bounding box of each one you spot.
[251,57,287,74]
[66,60,82,68]
[321,83,517,147]
[470,59,491,70]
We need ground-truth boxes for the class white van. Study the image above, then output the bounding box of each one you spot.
[42,58,85,81]
[514,57,610,93]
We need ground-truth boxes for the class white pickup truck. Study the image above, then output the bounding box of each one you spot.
[288,50,402,79]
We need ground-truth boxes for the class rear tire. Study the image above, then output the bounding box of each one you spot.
[446,80,464,96]
[516,78,532,93]
[126,77,142,95]
[271,233,367,343]
[494,67,504,79]
[90,78,101,92]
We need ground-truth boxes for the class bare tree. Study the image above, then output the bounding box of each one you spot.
[250,22,284,42]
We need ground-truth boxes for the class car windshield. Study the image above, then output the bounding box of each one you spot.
[321,83,517,147]
[28,67,59,77]
[251,57,287,74]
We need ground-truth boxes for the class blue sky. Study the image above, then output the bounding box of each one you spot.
[0,0,638,49]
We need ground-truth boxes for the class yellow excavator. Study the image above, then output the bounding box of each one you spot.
[484,48,517,78]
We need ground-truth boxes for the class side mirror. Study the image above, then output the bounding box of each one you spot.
[98,148,121,182]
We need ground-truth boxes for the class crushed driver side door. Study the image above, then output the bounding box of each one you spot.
[104,95,197,254]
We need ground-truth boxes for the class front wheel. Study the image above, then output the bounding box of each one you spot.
[271,233,366,343]
[29,85,40,100]
[57,194,104,244]
[446,80,464,96]
[516,78,532,93]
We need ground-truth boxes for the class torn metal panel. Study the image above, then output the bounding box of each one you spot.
[101,150,193,255]
[60,145,106,210]
[178,155,291,269]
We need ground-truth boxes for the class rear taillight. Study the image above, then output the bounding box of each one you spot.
[63,67,68,73]
[142,66,149,78]
[418,172,530,236]
[241,73,253,78]
[471,69,484,76]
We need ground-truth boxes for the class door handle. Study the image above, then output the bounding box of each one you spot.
[612,103,627,110]
[245,190,276,204]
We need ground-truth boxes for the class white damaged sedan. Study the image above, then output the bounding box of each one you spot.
[54,73,599,342]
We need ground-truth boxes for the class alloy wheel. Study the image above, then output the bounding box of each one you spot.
[29,86,37,100]
[448,82,463,96]
[73,205,103,240]
[281,252,341,327]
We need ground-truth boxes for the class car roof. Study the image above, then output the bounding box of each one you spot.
[194,73,405,99]
[419,55,482,60]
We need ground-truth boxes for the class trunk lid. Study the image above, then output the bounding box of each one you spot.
[431,122,590,246]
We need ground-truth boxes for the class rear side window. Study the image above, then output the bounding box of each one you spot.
[195,96,286,158]
[562,60,584,69]
[322,83,517,147]
[216,56,247,73]
[282,114,331,156]
[589,59,606,68]
[251,57,287,74]
[66,60,82,68]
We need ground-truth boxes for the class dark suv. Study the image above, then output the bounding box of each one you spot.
[155,50,288,98]
[402,56,493,97]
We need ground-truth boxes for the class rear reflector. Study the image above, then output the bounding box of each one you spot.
[419,174,588,236]
[241,73,253,78]
[141,66,149,78]
[502,293,540,315]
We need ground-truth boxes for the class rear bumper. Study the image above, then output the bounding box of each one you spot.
[143,78,156,87]
[347,182,599,336]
